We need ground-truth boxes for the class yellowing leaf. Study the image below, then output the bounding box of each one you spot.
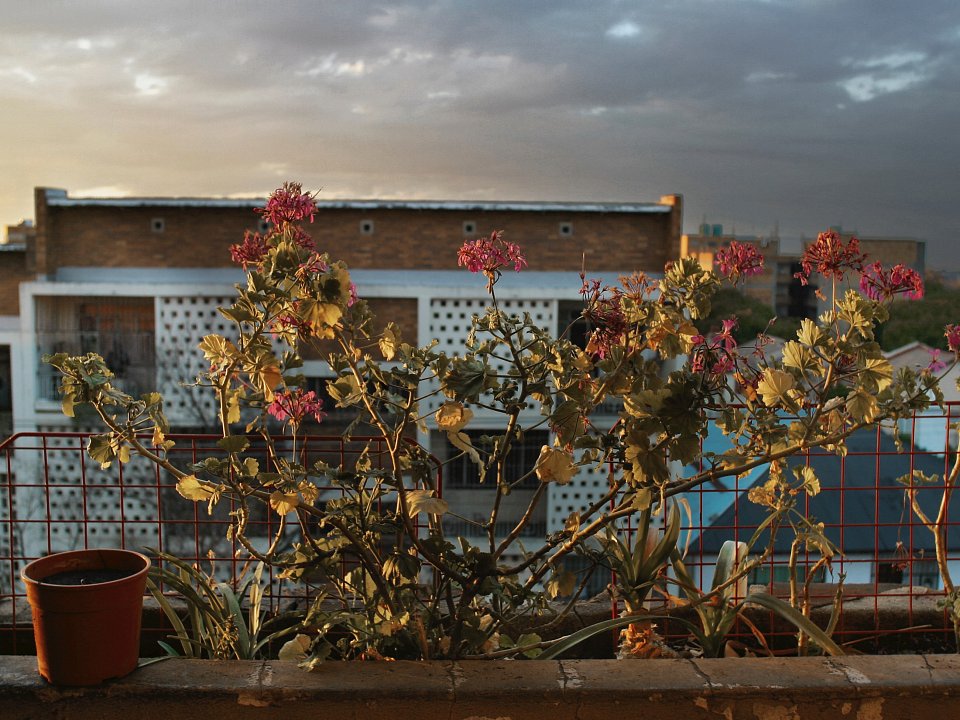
[269,491,300,515]
[535,446,576,485]
[278,634,312,662]
[546,570,576,599]
[315,303,343,328]
[405,489,449,517]
[259,364,283,400]
[176,474,215,502]
[435,402,473,432]
[448,430,482,470]
[846,390,878,423]
[379,323,400,361]
[797,318,824,347]
[757,369,796,408]
[793,465,820,496]
[564,511,581,534]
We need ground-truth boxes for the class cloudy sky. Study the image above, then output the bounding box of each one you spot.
[2,1,959,266]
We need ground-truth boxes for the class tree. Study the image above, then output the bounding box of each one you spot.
[696,288,801,344]
[880,278,959,351]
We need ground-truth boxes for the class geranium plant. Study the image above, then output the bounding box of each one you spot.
[46,185,950,661]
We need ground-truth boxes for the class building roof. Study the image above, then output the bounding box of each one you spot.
[43,189,672,215]
[694,427,959,556]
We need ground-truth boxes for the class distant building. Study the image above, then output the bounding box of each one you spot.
[681,224,926,321]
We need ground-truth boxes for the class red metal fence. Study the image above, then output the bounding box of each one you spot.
[3,403,960,655]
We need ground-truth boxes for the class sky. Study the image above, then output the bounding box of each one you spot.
[2,1,959,267]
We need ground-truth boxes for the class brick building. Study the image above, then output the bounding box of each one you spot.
[0,187,684,563]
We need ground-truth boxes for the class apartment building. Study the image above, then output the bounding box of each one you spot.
[0,187,684,565]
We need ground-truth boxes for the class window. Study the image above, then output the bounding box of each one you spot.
[151,218,165,233]
[876,562,904,585]
[559,222,573,237]
[36,297,156,401]
[440,429,549,489]
[912,559,940,589]
[360,220,375,235]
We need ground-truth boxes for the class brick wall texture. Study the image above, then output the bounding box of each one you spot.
[34,195,683,277]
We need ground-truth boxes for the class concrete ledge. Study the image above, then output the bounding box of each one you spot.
[2,655,960,719]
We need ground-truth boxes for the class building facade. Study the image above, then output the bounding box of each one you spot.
[0,187,684,569]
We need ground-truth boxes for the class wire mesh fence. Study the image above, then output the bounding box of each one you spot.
[2,403,960,655]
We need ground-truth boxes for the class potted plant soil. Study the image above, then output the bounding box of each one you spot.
[20,548,150,686]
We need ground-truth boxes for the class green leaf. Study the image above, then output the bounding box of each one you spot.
[712,540,749,596]
[176,474,215,501]
[859,356,893,394]
[218,435,250,454]
[782,341,820,376]
[327,375,362,407]
[742,591,845,656]
[86,434,118,469]
[757,369,796,408]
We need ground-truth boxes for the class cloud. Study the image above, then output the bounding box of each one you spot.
[837,50,934,102]
[1,0,959,269]
[838,71,926,102]
[606,20,642,39]
[133,73,169,96]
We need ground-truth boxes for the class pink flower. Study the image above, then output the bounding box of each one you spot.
[859,262,923,301]
[294,254,329,285]
[273,308,313,338]
[795,230,866,286]
[256,182,317,228]
[457,231,526,291]
[688,323,741,379]
[715,241,764,284]
[927,348,947,373]
[267,388,325,426]
[230,231,269,269]
[580,278,627,359]
[946,325,960,354]
[717,318,738,352]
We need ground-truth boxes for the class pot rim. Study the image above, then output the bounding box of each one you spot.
[20,547,151,588]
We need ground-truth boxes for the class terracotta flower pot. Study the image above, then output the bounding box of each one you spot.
[21,548,150,686]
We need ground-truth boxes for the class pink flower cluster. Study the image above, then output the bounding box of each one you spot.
[690,318,739,375]
[457,231,526,290]
[580,279,627,359]
[715,241,764,284]
[795,230,866,286]
[946,325,960,354]
[267,388,325,426]
[859,262,924,301]
[230,231,269,269]
[255,182,317,228]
